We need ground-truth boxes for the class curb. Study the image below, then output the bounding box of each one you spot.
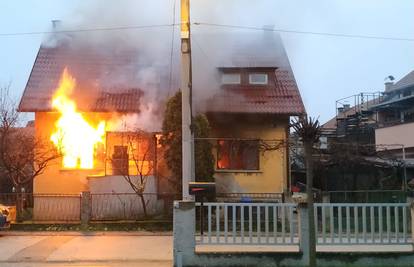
[0,230,173,236]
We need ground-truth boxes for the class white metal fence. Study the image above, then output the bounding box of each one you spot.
[196,203,299,245]
[33,195,81,221]
[90,193,171,221]
[314,203,412,245]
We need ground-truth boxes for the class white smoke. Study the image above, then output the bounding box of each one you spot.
[107,104,161,133]
[46,0,180,132]
[45,0,297,127]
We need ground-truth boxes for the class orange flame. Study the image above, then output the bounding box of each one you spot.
[50,68,105,169]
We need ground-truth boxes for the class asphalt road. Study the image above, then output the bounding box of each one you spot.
[0,232,173,267]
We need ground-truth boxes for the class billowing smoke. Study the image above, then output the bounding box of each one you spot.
[44,0,180,132]
[107,104,161,133]
[43,0,296,129]
[189,0,296,113]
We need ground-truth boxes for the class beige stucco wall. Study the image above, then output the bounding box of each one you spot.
[375,122,414,149]
[210,115,288,194]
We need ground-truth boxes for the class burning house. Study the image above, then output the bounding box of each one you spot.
[19,17,305,213]
[18,42,172,218]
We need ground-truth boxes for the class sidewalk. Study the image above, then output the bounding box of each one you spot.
[0,230,173,236]
[0,232,173,266]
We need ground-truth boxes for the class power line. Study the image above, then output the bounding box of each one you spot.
[1,21,412,42]
[0,24,180,37]
[168,0,178,98]
[193,22,414,42]
[191,36,215,66]
[1,21,413,43]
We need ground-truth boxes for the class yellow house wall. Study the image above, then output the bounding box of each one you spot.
[34,112,109,194]
[211,115,288,194]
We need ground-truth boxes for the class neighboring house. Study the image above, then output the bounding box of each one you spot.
[322,71,414,157]
[371,71,414,159]
[317,71,414,201]
[206,64,305,200]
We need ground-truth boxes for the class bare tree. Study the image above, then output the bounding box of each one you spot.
[109,131,155,218]
[0,86,61,220]
[291,116,321,267]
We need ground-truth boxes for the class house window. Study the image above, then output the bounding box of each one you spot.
[249,73,268,85]
[217,140,259,170]
[112,145,129,175]
[222,73,241,84]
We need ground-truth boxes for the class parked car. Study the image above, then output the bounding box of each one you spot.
[0,205,11,229]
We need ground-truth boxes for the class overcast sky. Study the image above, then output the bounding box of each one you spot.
[0,0,413,123]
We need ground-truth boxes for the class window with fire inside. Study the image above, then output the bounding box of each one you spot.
[216,140,260,171]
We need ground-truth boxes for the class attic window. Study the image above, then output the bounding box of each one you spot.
[249,73,268,85]
[222,73,240,84]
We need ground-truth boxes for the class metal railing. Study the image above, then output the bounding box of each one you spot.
[0,193,81,222]
[0,193,178,222]
[216,193,284,203]
[33,194,81,221]
[314,203,412,245]
[91,193,178,221]
[196,202,299,245]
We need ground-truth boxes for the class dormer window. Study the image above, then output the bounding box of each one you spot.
[249,73,268,85]
[222,73,241,84]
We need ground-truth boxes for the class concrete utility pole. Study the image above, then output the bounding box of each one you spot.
[181,0,195,200]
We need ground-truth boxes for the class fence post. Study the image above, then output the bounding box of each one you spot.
[410,201,414,247]
[174,200,196,267]
[298,202,315,266]
[322,192,330,226]
[81,191,91,228]
[298,203,310,263]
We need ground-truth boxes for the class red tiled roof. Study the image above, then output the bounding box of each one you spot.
[93,89,144,112]
[19,45,146,112]
[206,69,305,115]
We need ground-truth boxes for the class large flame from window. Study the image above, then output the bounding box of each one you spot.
[50,68,105,169]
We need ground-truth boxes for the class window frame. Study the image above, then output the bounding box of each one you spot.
[249,73,268,85]
[216,139,260,171]
[221,73,241,85]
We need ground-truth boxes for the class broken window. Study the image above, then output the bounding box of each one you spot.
[217,140,259,170]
